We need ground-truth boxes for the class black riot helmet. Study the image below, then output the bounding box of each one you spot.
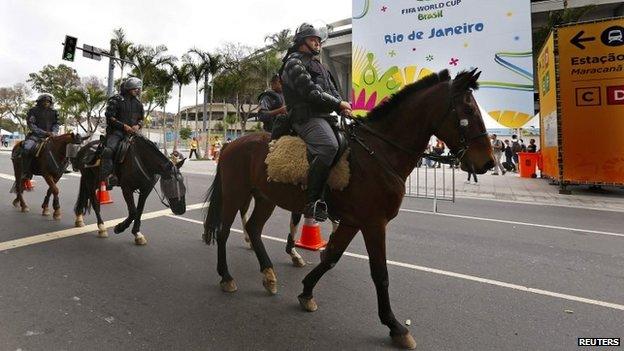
[121,77,143,93]
[36,93,54,106]
[293,23,328,55]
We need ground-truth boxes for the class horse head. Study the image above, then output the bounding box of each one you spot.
[159,158,187,215]
[433,69,495,174]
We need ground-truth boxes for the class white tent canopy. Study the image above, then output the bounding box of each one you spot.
[0,129,13,135]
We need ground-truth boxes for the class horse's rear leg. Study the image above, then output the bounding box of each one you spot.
[12,159,28,212]
[244,195,278,295]
[114,188,137,240]
[217,197,242,293]
[240,196,253,249]
[299,223,358,312]
[361,225,416,350]
[42,188,52,216]
[286,213,306,267]
[90,185,107,238]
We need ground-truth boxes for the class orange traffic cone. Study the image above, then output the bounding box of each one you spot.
[23,179,34,191]
[296,217,327,251]
[96,181,113,204]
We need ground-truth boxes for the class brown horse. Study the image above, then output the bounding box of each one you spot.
[203,69,494,349]
[11,133,85,217]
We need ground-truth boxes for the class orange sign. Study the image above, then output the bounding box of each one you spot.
[538,32,559,179]
[558,18,624,184]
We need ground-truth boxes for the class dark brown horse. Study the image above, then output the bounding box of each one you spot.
[73,134,187,244]
[11,132,85,217]
[203,69,494,349]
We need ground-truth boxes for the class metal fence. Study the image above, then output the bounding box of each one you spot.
[405,158,456,212]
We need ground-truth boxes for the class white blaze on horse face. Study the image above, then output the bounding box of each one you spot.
[460,119,469,127]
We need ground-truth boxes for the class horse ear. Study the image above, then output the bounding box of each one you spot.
[175,158,186,169]
[472,71,482,83]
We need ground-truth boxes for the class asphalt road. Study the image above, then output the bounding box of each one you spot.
[0,152,623,351]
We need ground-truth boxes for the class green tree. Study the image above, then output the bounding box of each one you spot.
[66,77,108,134]
[183,53,206,134]
[533,5,595,51]
[264,29,293,52]
[112,28,134,83]
[179,127,192,140]
[0,83,31,134]
[166,61,192,150]
[27,64,80,126]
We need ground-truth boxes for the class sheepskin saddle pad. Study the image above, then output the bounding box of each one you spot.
[265,136,350,190]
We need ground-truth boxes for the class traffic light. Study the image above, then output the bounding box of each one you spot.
[62,35,77,61]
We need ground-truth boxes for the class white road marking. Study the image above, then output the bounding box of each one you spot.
[165,214,624,312]
[0,203,205,252]
[0,173,15,181]
[400,208,624,239]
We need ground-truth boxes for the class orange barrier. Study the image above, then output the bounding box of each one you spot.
[518,152,540,178]
[296,217,327,251]
[96,181,113,204]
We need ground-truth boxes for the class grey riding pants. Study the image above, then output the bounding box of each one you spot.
[292,117,338,167]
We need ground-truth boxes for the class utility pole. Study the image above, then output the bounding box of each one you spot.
[107,39,115,97]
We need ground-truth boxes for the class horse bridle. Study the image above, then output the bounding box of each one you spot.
[349,81,487,181]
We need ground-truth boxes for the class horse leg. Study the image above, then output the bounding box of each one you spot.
[130,189,149,245]
[12,160,28,212]
[42,175,61,220]
[298,223,359,312]
[361,225,416,350]
[319,219,341,262]
[89,183,107,238]
[41,188,52,216]
[244,195,278,295]
[114,188,136,237]
[240,196,252,249]
[286,213,305,267]
[216,190,248,293]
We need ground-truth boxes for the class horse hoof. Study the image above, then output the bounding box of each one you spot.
[134,233,147,245]
[220,279,238,293]
[391,333,417,350]
[291,256,306,267]
[75,216,85,227]
[262,268,278,295]
[12,199,19,208]
[298,296,318,312]
[21,206,30,213]
[42,208,50,216]
[53,210,61,220]
[97,224,108,238]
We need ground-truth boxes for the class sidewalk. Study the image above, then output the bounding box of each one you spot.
[407,166,624,212]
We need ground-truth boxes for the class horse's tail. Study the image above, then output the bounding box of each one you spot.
[203,161,223,245]
[74,171,93,216]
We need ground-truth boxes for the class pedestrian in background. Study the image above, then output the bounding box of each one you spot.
[189,137,199,159]
[527,139,537,153]
[432,139,445,168]
[465,168,478,185]
[490,134,506,175]
[511,134,522,169]
[503,139,516,172]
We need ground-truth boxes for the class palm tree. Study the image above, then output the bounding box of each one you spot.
[166,61,192,151]
[66,81,107,134]
[264,29,293,52]
[533,5,595,51]
[183,53,206,135]
[112,28,133,83]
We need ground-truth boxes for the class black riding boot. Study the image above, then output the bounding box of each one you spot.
[100,157,117,189]
[303,158,331,222]
[21,155,33,180]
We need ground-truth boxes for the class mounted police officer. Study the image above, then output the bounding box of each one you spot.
[257,74,286,132]
[101,77,144,187]
[21,93,59,179]
[280,23,353,222]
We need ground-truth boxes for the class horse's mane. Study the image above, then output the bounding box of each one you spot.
[366,70,452,122]
[133,135,171,165]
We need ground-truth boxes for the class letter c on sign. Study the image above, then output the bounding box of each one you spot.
[582,91,594,102]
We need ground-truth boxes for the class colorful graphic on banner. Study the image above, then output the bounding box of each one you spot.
[537,32,559,179]
[352,0,535,128]
[558,18,624,184]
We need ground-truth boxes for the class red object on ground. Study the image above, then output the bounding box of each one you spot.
[518,152,540,178]
[23,179,34,191]
[296,217,327,251]
[96,181,113,204]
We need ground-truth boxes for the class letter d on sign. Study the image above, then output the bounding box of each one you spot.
[607,85,624,105]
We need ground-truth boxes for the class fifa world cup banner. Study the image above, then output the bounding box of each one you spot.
[352,0,535,128]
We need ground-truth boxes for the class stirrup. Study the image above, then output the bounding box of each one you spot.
[304,200,328,223]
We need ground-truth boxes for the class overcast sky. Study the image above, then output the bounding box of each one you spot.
[0,0,351,112]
